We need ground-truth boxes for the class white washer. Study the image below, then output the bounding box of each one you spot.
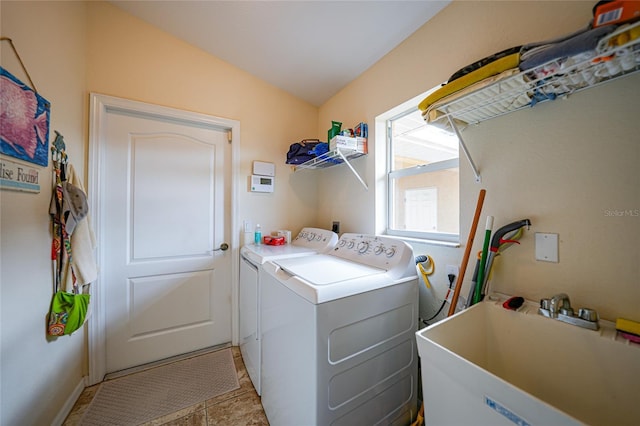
[261,233,419,426]
[239,227,338,395]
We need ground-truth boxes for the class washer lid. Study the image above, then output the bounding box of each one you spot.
[240,244,318,264]
[274,255,385,285]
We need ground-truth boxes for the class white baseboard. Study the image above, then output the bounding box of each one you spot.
[51,376,86,426]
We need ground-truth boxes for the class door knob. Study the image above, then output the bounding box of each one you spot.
[214,243,229,251]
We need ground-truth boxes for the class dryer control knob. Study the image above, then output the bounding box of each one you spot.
[358,242,369,253]
[347,240,355,249]
[385,247,396,258]
[374,245,384,255]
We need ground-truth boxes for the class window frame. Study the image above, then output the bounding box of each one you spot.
[385,107,460,245]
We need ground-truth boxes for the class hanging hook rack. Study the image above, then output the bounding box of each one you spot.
[51,131,68,165]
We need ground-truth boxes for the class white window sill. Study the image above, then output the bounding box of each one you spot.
[387,234,460,248]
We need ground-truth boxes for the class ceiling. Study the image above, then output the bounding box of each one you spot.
[109,1,450,106]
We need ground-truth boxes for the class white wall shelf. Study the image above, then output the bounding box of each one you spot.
[293,148,368,190]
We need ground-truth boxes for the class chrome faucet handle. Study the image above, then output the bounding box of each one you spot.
[578,308,598,322]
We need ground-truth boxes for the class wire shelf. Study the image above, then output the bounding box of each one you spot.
[293,148,368,189]
[293,149,366,170]
[424,22,640,127]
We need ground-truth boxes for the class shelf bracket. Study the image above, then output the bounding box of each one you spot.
[336,149,368,190]
[446,113,481,183]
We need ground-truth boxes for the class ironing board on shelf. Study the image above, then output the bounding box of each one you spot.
[419,21,640,183]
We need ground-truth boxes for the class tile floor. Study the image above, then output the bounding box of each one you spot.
[63,347,269,425]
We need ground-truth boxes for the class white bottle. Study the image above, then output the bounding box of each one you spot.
[254,224,262,244]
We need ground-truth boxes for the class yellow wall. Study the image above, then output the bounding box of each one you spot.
[1,2,88,424]
[86,2,321,237]
[318,0,639,322]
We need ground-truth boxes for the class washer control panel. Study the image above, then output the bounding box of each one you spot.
[292,227,339,251]
[333,233,413,273]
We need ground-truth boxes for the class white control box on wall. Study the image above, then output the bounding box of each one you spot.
[250,175,274,192]
[250,161,275,192]
[253,161,275,177]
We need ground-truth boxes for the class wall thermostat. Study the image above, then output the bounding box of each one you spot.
[253,161,275,177]
[250,175,274,193]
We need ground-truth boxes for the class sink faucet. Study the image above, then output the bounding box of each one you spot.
[549,293,572,318]
[539,293,599,330]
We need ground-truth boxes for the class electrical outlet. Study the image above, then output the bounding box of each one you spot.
[446,264,459,277]
[243,220,252,233]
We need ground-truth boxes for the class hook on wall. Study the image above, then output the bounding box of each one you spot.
[51,131,68,164]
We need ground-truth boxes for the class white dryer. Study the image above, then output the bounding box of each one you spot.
[260,233,419,426]
[239,227,338,395]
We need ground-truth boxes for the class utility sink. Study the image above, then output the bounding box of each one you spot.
[416,295,640,426]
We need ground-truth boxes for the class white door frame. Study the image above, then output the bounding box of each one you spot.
[87,93,240,385]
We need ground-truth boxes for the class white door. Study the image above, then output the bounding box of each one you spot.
[94,96,234,374]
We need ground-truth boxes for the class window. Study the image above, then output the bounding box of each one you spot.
[386,105,459,243]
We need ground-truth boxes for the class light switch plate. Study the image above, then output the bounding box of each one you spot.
[535,233,559,262]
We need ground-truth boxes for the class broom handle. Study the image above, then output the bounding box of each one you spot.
[447,189,485,316]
